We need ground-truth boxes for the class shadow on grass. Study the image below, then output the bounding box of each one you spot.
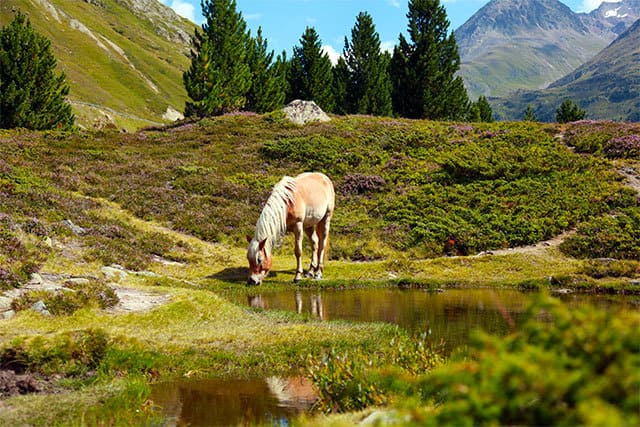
[207,267,295,284]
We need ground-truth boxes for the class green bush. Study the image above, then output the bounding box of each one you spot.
[0,329,109,376]
[306,333,444,413]
[416,295,639,425]
[11,280,119,315]
[560,208,640,260]
[579,259,640,279]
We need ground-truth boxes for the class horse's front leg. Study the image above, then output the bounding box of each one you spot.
[293,222,304,282]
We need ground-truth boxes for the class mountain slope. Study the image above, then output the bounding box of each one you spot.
[494,18,640,121]
[0,0,197,130]
[455,0,638,99]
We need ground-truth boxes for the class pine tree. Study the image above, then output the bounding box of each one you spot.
[287,27,335,112]
[0,12,74,130]
[556,99,585,123]
[524,105,537,122]
[473,96,494,122]
[334,12,392,116]
[183,0,251,117]
[245,28,286,113]
[390,0,468,120]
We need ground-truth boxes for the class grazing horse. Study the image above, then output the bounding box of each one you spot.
[246,172,335,285]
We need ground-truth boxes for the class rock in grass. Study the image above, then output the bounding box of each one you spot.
[282,100,330,125]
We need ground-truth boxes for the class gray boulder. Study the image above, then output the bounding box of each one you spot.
[282,100,330,125]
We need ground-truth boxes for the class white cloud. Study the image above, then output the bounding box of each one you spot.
[321,45,341,65]
[164,1,197,23]
[387,0,401,7]
[381,40,395,54]
[578,0,621,13]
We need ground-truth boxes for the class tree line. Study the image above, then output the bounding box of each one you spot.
[184,0,489,122]
[0,1,590,130]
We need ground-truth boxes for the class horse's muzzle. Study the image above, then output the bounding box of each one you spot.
[247,276,261,286]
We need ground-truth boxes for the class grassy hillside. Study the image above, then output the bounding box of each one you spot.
[0,0,196,131]
[1,115,639,424]
[1,114,638,286]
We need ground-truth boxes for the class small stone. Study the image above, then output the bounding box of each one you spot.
[62,219,86,235]
[29,273,44,285]
[101,265,128,281]
[1,310,16,320]
[31,300,51,316]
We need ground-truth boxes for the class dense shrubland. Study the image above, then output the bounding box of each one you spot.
[1,115,637,275]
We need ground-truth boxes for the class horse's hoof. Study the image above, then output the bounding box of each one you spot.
[314,272,323,280]
[304,271,314,278]
[293,273,302,283]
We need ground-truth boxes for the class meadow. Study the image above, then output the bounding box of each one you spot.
[0,114,638,424]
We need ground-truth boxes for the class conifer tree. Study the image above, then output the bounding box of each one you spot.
[245,28,286,113]
[524,105,537,121]
[287,27,335,112]
[183,0,251,117]
[0,12,74,130]
[390,0,468,120]
[334,12,392,116]
[556,99,585,123]
[475,95,494,123]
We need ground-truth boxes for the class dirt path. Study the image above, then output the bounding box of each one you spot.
[488,231,573,256]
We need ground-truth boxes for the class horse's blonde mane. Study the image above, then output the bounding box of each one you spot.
[255,176,297,254]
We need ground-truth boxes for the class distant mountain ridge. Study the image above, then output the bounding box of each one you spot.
[494,17,640,121]
[456,0,640,99]
[0,0,196,130]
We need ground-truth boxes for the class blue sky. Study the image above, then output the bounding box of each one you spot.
[160,1,615,62]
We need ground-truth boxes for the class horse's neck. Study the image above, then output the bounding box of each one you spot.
[255,179,295,250]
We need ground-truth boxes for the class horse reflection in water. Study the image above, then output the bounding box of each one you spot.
[248,292,324,320]
[295,291,324,320]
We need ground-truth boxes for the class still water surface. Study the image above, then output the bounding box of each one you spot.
[151,288,636,426]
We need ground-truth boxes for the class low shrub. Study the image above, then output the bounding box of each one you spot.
[0,329,109,376]
[11,280,119,315]
[416,295,640,425]
[306,333,444,413]
[560,208,640,259]
[579,258,640,279]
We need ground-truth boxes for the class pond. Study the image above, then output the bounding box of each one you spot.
[151,288,637,426]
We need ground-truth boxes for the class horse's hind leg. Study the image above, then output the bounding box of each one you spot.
[315,215,331,280]
[304,226,319,277]
[293,222,304,282]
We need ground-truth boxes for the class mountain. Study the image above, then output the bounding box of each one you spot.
[591,0,640,35]
[494,18,640,121]
[0,0,197,130]
[455,0,640,99]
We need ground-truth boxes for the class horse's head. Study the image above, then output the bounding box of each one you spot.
[246,236,272,285]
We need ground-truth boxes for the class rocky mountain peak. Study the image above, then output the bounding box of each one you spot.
[589,0,640,34]
[113,0,193,45]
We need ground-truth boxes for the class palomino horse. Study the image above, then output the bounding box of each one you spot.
[246,172,335,285]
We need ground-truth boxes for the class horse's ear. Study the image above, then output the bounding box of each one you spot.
[258,238,267,250]
[246,235,252,243]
